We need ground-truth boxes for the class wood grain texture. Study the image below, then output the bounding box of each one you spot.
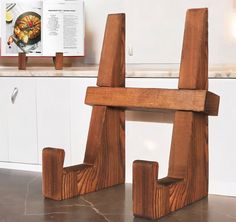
[179,8,208,89]
[97,13,125,87]
[86,87,219,116]
[133,8,219,220]
[42,13,125,200]
[42,148,65,200]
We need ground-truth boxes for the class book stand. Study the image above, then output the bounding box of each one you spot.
[18,52,64,70]
[42,9,220,220]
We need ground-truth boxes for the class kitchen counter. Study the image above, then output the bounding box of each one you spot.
[0,64,236,78]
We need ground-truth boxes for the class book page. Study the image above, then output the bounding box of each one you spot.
[1,0,43,56]
[42,0,84,57]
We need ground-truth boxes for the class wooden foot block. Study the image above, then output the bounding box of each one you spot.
[132,8,216,220]
[133,160,171,219]
[42,148,65,200]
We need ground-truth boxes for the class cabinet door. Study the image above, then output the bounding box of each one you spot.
[70,78,96,165]
[0,79,9,162]
[36,78,71,166]
[209,79,236,196]
[7,78,38,164]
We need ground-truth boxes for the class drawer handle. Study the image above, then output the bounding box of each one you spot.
[11,87,18,104]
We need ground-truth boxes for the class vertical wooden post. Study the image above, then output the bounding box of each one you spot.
[97,14,125,87]
[42,14,125,200]
[82,13,126,192]
[133,8,211,219]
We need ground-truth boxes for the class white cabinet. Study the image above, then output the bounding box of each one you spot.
[36,78,97,166]
[36,78,71,166]
[209,80,236,196]
[0,79,9,162]
[0,78,38,164]
[0,77,96,166]
[70,78,96,165]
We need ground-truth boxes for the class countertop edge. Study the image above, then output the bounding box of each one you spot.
[0,65,235,78]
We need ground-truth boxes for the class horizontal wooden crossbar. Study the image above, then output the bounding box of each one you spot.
[85,87,219,116]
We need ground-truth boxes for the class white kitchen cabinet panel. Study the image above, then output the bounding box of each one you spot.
[0,79,9,161]
[70,78,96,165]
[36,78,71,166]
[209,79,236,196]
[7,78,38,164]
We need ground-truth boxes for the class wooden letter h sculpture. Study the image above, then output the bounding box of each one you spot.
[42,8,220,220]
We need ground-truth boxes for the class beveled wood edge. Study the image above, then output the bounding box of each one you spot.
[205,91,220,116]
[133,160,184,187]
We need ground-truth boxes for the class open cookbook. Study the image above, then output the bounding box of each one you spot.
[0,0,84,56]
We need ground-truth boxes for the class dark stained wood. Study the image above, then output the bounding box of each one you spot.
[53,52,64,70]
[42,14,125,200]
[205,92,220,116]
[133,8,219,220]
[18,52,28,70]
[86,87,219,116]
[42,148,65,200]
[133,160,172,219]
[179,8,208,89]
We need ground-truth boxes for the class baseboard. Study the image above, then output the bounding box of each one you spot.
[209,180,236,197]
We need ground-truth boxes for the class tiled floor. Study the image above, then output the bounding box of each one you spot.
[0,169,236,222]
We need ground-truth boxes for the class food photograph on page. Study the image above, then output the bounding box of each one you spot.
[4,1,42,55]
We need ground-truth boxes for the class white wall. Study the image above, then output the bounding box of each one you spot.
[82,0,236,65]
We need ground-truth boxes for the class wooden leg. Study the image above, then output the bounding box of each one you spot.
[53,52,64,70]
[18,52,28,70]
[42,13,126,201]
[133,8,210,220]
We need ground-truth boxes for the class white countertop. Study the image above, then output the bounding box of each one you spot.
[0,64,235,78]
